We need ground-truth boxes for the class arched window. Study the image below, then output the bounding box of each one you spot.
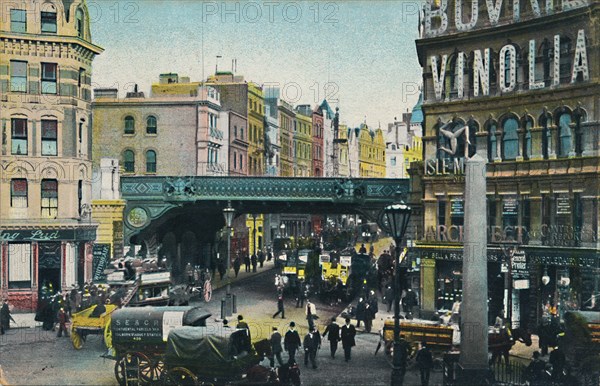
[502,118,519,160]
[487,122,497,162]
[539,111,551,159]
[124,116,135,134]
[558,113,572,157]
[146,150,156,173]
[123,150,135,173]
[76,8,84,38]
[146,116,157,134]
[522,117,533,160]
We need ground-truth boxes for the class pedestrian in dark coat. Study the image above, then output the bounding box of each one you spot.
[218,259,226,281]
[416,341,433,386]
[526,351,547,386]
[537,318,554,356]
[233,256,241,277]
[236,315,251,352]
[57,307,69,337]
[251,254,258,273]
[269,327,284,367]
[258,251,265,268]
[384,285,394,312]
[364,301,374,333]
[303,327,321,369]
[322,317,341,358]
[244,255,251,272]
[284,321,301,364]
[210,255,217,278]
[0,299,15,335]
[273,292,285,319]
[356,298,366,328]
[340,318,356,362]
[368,290,378,316]
[296,280,306,308]
[549,345,566,380]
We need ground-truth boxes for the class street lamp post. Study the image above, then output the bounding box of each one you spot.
[223,201,235,316]
[252,214,258,258]
[383,203,412,386]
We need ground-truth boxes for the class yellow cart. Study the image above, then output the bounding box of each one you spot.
[70,304,118,350]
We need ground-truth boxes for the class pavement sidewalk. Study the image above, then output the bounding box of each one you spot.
[336,297,539,361]
[7,258,276,330]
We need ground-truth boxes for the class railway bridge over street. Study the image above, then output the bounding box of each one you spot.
[120,176,409,268]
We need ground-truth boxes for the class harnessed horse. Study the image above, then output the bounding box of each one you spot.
[489,327,533,365]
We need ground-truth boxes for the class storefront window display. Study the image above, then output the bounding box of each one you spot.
[436,261,462,310]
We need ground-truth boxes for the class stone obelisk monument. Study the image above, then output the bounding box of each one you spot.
[459,154,491,383]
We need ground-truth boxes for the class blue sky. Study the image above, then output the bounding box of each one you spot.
[90,0,422,127]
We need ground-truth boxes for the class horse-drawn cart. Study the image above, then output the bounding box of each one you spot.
[70,303,118,350]
[376,319,456,364]
[162,327,262,385]
[110,306,212,386]
[376,318,531,367]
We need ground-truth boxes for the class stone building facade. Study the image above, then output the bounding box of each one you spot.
[0,0,102,310]
[92,84,224,177]
[358,124,386,178]
[412,0,600,328]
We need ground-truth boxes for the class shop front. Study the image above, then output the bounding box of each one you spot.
[415,244,599,329]
[0,226,96,311]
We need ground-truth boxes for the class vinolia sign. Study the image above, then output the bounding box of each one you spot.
[425,0,590,101]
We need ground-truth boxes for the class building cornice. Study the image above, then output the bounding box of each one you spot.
[0,33,104,55]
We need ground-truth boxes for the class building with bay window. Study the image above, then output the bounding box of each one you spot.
[0,0,103,310]
[411,0,600,330]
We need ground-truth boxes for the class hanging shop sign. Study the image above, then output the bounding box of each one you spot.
[451,198,464,216]
[502,197,518,216]
[0,228,96,242]
[510,250,529,280]
[113,221,124,259]
[556,195,571,215]
[92,244,111,282]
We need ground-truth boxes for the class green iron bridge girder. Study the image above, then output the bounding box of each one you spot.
[121,176,409,242]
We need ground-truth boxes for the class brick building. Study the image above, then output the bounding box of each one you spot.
[0,0,102,310]
[411,0,600,328]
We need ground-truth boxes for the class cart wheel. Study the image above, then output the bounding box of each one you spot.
[163,367,199,386]
[203,280,212,303]
[103,320,112,349]
[71,329,84,350]
[114,352,155,386]
[152,359,165,382]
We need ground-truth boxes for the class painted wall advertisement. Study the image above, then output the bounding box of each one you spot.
[92,244,111,282]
